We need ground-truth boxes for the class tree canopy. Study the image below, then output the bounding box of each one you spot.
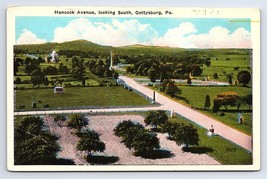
[14,116,60,165]
[144,110,168,129]
[76,129,105,156]
[114,120,160,156]
[173,123,199,148]
[237,70,251,86]
[67,114,88,131]
[215,91,239,110]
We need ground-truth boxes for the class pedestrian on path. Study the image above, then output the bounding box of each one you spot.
[207,125,215,136]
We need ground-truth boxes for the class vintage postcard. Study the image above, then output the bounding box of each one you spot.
[7,6,260,171]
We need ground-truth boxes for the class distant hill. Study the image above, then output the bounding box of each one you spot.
[14,40,113,54]
[14,39,251,58]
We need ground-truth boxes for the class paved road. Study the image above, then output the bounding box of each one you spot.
[14,106,164,116]
[119,76,252,151]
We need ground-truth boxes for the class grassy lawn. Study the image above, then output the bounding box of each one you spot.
[178,86,252,136]
[15,86,151,110]
[169,115,252,165]
[178,86,251,108]
[153,85,252,136]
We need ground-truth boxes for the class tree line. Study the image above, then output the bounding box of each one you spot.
[14,56,119,88]
[126,55,208,82]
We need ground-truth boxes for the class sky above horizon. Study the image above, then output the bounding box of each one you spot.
[15,17,252,48]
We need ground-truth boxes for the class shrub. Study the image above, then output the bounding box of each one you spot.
[187,78,192,85]
[204,95,211,109]
[67,114,88,131]
[43,103,49,108]
[218,112,225,116]
[54,114,66,123]
[19,104,25,109]
[212,98,220,112]
[213,73,219,79]
[215,91,239,110]
[14,77,22,84]
[204,60,211,67]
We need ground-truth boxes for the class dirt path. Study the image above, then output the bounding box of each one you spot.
[43,116,86,165]
[44,114,220,165]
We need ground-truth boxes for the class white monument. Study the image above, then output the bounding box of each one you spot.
[109,50,113,70]
[54,86,64,94]
[50,49,59,63]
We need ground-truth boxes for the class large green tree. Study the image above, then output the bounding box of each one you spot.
[72,57,85,79]
[243,93,252,110]
[58,63,69,74]
[131,131,160,155]
[114,120,160,156]
[14,116,60,165]
[144,110,168,129]
[165,80,181,98]
[215,91,239,110]
[31,68,45,88]
[77,130,105,157]
[162,121,183,139]
[237,70,251,86]
[114,120,144,138]
[148,67,158,83]
[204,95,211,109]
[174,123,199,148]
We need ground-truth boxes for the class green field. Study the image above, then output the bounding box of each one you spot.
[202,54,251,81]
[169,115,252,165]
[15,86,151,110]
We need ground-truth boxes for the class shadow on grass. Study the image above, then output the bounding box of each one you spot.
[182,146,213,154]
[86,155,119,165]
[136,149,174,159]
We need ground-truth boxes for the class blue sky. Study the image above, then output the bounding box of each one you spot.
[15,16,252,48]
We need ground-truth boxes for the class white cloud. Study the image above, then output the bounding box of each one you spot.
[16,29,47,45]
[52,18,158,46]
[151,22,197,48]
[189,27,251,48]
[151,23,251,48]
[51,18,251,48]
